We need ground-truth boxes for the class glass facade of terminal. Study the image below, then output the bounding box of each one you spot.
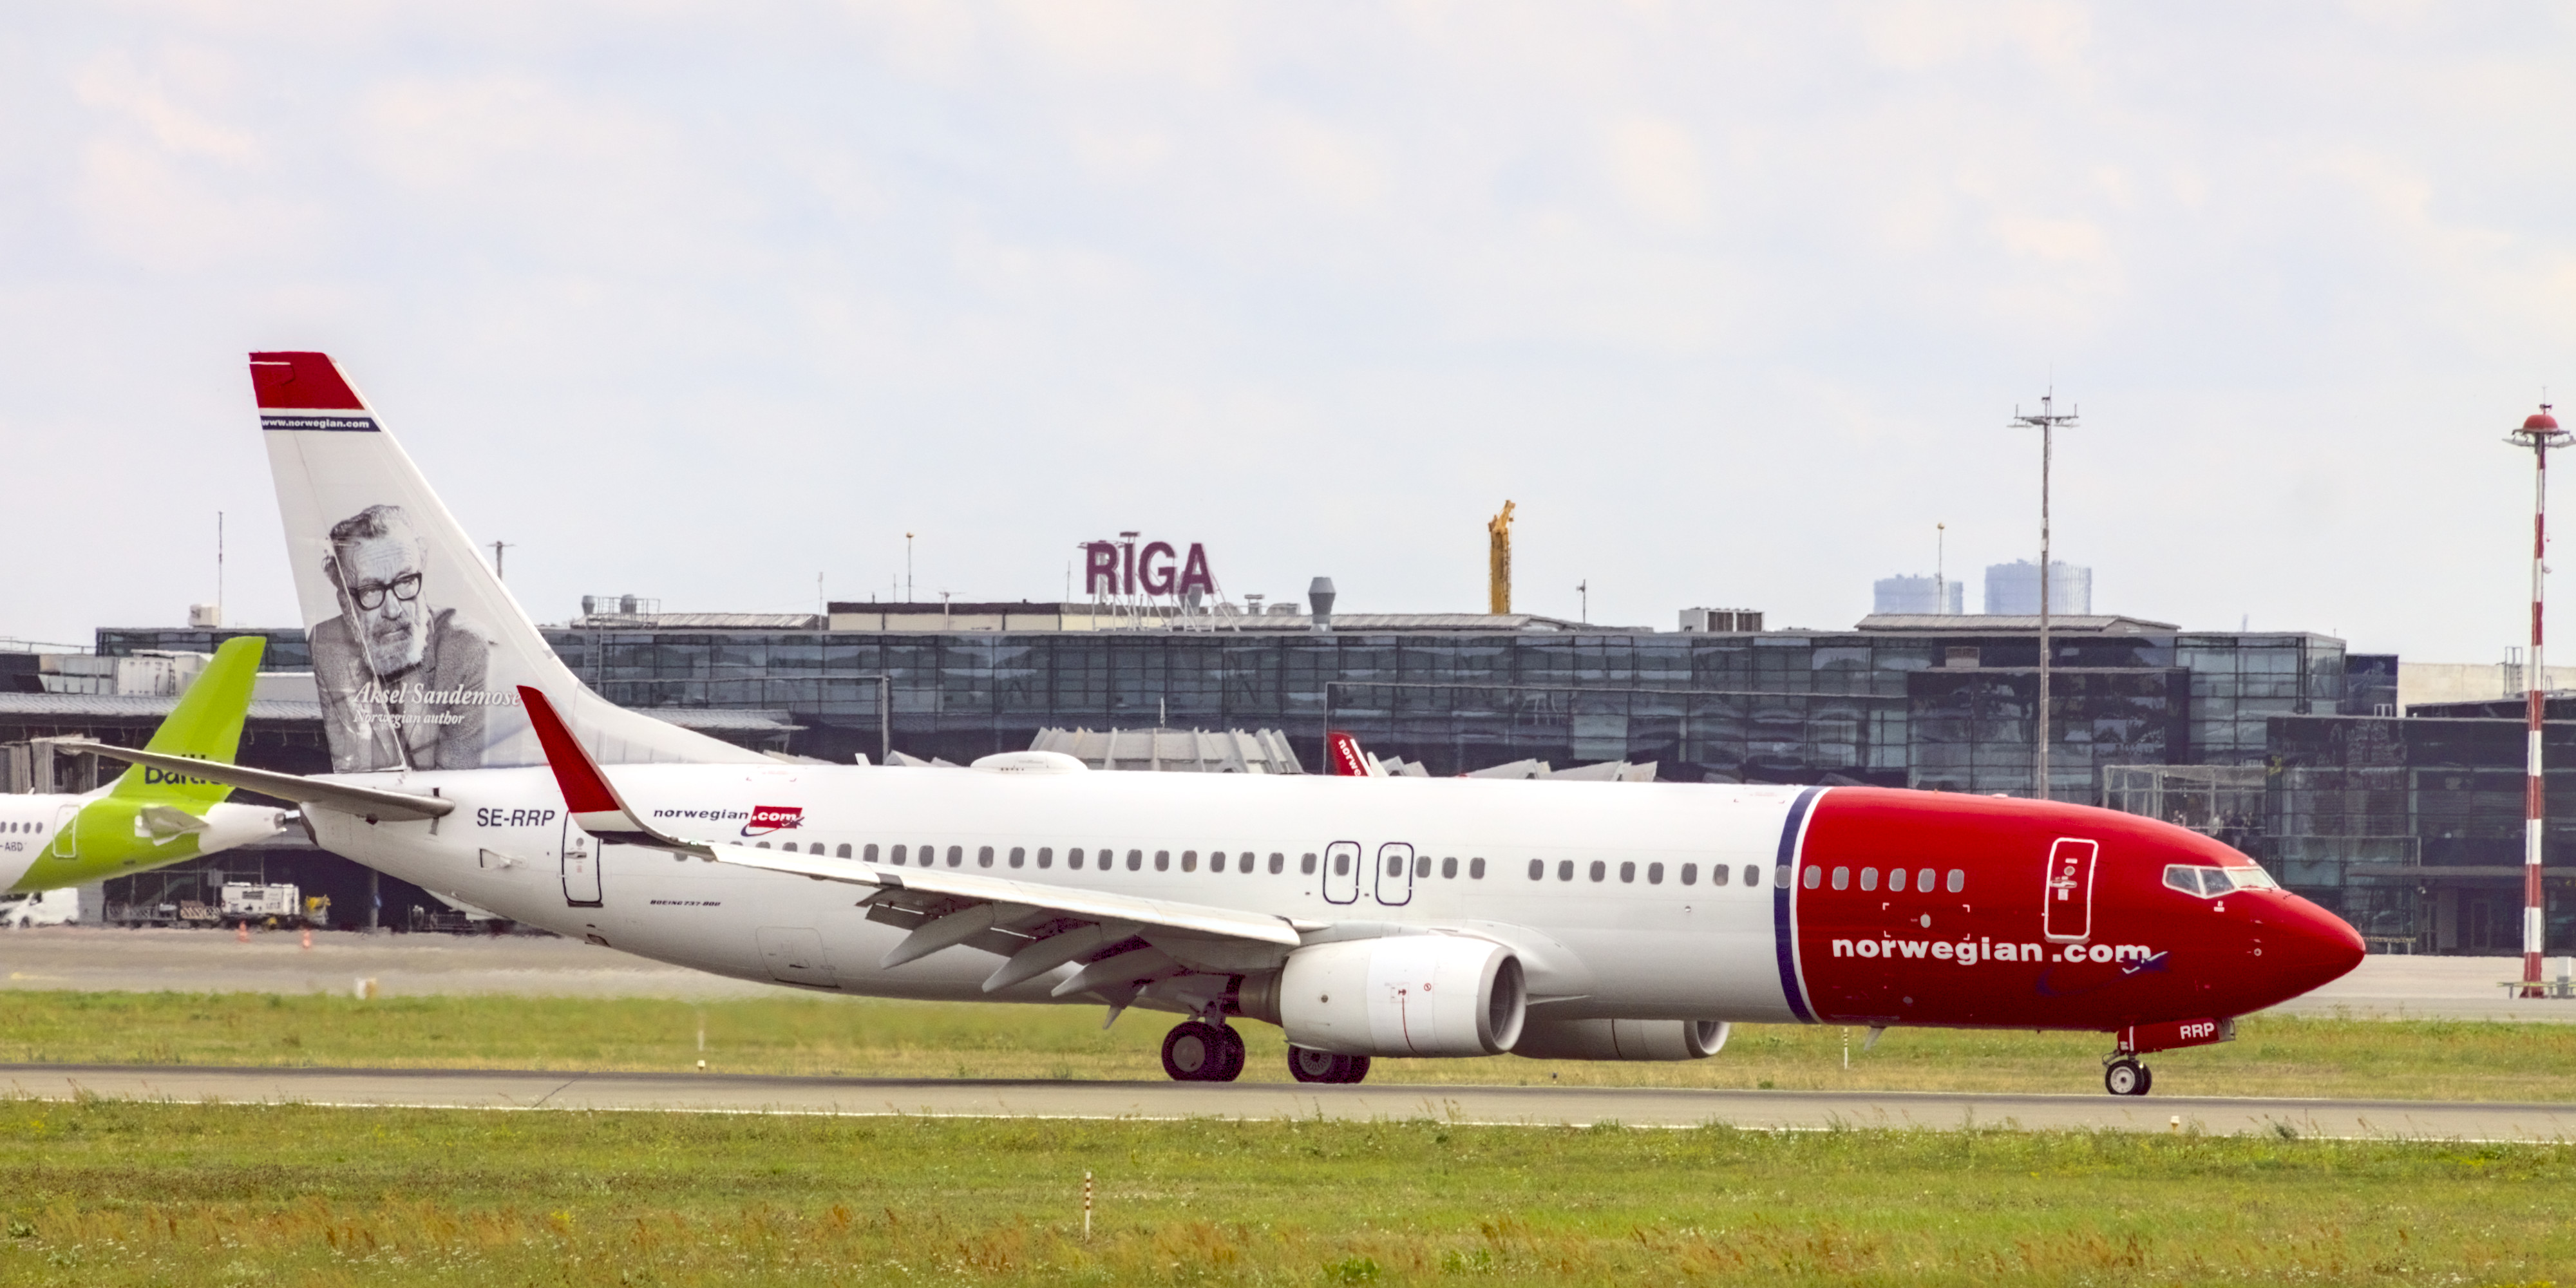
[117,620,2571,948]
[536,625,2347,797]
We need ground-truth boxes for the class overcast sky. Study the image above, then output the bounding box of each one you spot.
[4,3,2570,661]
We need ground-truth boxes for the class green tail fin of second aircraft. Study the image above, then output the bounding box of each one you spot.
[107,636,265,806]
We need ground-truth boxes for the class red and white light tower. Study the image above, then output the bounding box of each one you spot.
[2510,402,2568,996]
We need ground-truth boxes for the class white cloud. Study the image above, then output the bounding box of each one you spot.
[0,4,2571,660]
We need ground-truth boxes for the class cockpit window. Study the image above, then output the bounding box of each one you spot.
[2164,863,2279,897]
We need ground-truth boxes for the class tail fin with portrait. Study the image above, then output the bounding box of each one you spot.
[252,352,766,773]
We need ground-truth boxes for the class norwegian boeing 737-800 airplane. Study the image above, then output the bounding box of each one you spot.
[83,352,2365,1095]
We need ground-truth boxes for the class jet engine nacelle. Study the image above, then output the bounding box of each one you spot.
[1511,1018,1728,1061]
[1272,935,1526,1057]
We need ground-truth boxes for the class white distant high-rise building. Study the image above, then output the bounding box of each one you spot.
[1873,574,1964,615]
[1984,560,2092,616]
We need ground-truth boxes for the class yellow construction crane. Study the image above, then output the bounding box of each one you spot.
[1487,500,1515,615]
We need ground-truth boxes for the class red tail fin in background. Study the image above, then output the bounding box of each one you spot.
[1324,730,1386,778]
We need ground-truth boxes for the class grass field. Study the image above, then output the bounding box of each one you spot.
[4,990,2575,1102]
[0,1100,2565,1285]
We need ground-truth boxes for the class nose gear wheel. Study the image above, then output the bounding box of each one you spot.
[2104,1057,2152,1096]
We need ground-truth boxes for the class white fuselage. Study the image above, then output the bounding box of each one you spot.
[316,764,1810,1023]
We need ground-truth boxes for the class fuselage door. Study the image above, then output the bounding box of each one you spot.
[49,803,79,860]
[561,815,603,907]
[2041,837,2099,942]
[1323,840,1361,904]
[1374,842,1416,906]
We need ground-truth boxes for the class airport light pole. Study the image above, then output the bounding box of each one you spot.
[2510,402,2568,996]
[2012,393,2078,801]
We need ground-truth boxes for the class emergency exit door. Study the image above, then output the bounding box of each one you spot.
[2041,837,2098,942]
[561,817,602,907]
[48,803,77,860]
[1374,842,1416,906]
[1322,841,1361,904]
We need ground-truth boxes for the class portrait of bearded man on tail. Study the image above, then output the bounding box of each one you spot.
[309,503,498,772]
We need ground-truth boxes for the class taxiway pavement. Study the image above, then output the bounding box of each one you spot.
[6,1063,2572,1140]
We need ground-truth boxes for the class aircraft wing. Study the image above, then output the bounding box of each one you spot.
[58,741,454,822]
[516,687,1321,999]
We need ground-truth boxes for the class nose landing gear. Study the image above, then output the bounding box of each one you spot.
[2104,1056,2153,1097]
[1287,1045,1371,1084]
[1160,1020,1247,1082]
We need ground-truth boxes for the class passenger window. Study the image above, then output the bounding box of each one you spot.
[1128,849,1144,871]
[1588,860,1606,882]
[1068,848,1084,870]
[1832,867,1850,890]
[1918,867,1935,893]
[891,844,906,863]
[1618,862,1635,883]
[1441,857,1458,879]
[1709,863,1727,887]
[1803,866,1820,890]
[1859,867,1877,891]
[1270,853,1285,875]
[1528,860,1544,880]
[1037,847,1054,869]
[947,846,963,867]
[863,844,879,862]
[1154,850,1170,871]
[1774,865,1789,887]
[757,841,772,849]
[1946,869,1965,893]
[1746,865,1762,888]
[1646,862,1663,884]
[977,846,994,867]
[1558,860,1575,881]
[1240,853,1255,874]
[1414,855,1432,878]
[1333,852,1351,876]
[1888,867,1906,892]
[1301,853,1318,875]
[812,844,827,855]
[1009,847,1025,868]
[1182,851,1198,873]
[1470,858,1486,879]
[1387,855,1403,876]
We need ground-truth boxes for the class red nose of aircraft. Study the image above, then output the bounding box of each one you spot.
[2251,889,2367,1005]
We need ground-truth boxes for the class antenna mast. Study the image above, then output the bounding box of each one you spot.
[2011,391,2078,800]
[1487,501,1515,615]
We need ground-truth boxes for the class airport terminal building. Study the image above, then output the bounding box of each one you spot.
[10,601,2561,954]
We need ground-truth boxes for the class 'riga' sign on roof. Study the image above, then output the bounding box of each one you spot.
[1084,536,1215,599]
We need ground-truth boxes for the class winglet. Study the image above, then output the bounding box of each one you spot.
[516,686,680,848]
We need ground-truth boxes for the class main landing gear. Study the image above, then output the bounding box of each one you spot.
[2104,1056,2154,1097]
[1161,1020,1246,1082]
[1159,1021,1376,1084]
[1287,1045,1371,1085]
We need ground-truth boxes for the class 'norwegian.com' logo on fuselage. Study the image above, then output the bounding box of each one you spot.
[741,805,804,837]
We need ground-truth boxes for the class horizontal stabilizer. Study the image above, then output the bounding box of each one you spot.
[63,741,451,822]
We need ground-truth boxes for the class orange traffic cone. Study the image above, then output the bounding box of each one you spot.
[301,927,312,951]
[235,921,249,943]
